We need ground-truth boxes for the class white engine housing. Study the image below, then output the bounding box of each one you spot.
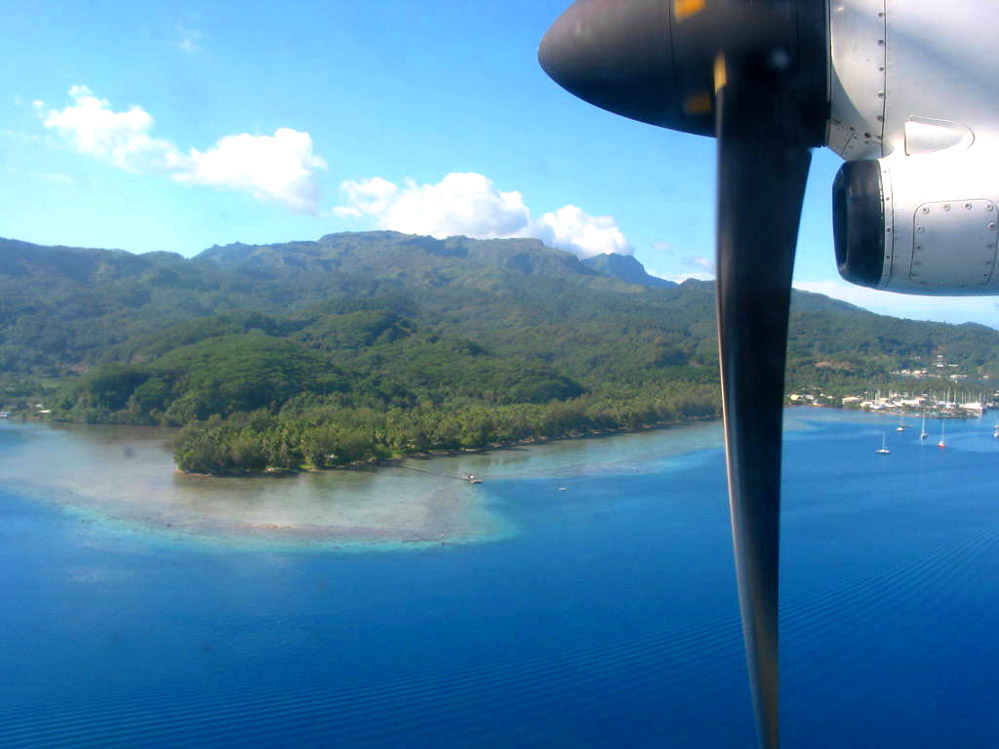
[828,0,999,294]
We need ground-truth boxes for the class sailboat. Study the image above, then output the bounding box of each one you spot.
[938,421,946,449]
[920,413,928,440]
[992,421,998,439]
[876,433,890,455]
[895,414,908,432]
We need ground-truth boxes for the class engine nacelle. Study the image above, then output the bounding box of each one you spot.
[834,150,999,295]
[829,0,999,296]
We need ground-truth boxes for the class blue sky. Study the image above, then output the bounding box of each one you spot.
[3,0,999,328]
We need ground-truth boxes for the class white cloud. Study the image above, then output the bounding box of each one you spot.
[41,86,326,212]
[43,85,181,173]
[337,172,532,239]
[1,129,43,143]
[684,256,715,272]
[176,129,327,212]
[335,172,631,258]
[0,165,75,185]
[335,176,399,219]
[176,24,202,54]
[652,240,716,276]
[533,205,630,258]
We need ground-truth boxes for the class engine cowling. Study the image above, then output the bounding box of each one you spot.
[833,152,999,295]
[829,0,999,296]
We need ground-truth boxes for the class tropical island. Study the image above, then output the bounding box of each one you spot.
[3,231,999,475]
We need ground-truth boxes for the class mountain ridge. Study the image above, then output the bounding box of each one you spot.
[4,231,999,472]
[4,230,999,400]
[581,252,676,289]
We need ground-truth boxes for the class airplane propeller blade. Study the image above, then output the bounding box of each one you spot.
[539,2,827,746]
[714,49,811,749]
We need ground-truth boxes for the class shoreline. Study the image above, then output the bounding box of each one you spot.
[3,408,973,549]
[174,413,721,479]
[0,422,513,550]
[9,401,989,481]
[170,404,996,479]
[0,412,740,549]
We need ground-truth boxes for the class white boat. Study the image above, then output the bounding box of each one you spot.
[895,415,908,432]
[993,422,998,439]
[938,422,946,449]
[920,414,928,440]
[876,433,890,455]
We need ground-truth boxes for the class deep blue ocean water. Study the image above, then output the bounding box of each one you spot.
[2,411,999,747]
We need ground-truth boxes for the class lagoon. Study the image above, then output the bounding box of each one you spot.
[2,410,999,747]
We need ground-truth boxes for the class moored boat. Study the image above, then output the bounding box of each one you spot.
[876,433,890,455]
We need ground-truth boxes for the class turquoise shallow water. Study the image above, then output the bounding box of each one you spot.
[2,410,999,747]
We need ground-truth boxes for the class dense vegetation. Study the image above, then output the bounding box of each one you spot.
[3,232,998,474]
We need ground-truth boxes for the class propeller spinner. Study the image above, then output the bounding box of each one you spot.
[540,2,828,747]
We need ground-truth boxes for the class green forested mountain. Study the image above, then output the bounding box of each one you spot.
[3,232,998,473]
